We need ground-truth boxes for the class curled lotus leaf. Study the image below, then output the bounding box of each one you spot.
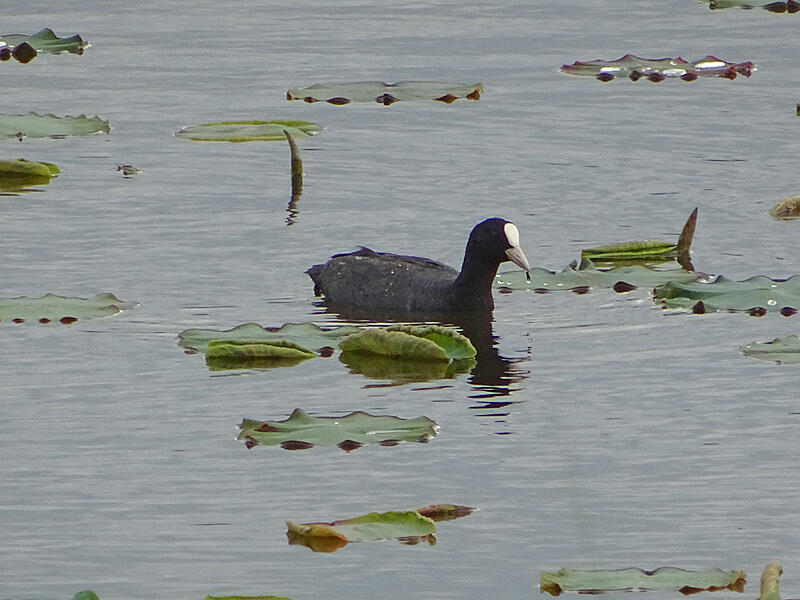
[0,112,109,140]
[540,567,747,596]
[759,562,783,600]
[338,325,476,361]
[702,0,800,11]
[205,340,317,371]
[287,81,484,105]
[238,408,438,451]
[178,322,361,353]
[0,28,89,63]
[175,120,321,142]
[742,335,800,364]
[0,292,137,325]
[0,159,59,192]
[287,510,436,552]
[770,196,800,220]
[495,260,704,294]
[562,54,755,82]
[654,275,800,315]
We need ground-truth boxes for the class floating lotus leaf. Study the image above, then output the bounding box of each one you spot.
[770,196,800,220]
[338,325,476,361]
[540,567,747,596]
[416,504,475,522]
[340,351,476,383]
[206,596,291,600]
[495,260,703,294]
[178,322,361,353]
[0,293,137,325]
[206,340,317,371]
[742,335,800,364]
[702,0,799,11]
[562,54,755,82]
[287,510,437,553]
[0,159,59,192]
[286,81,484,105]
[238,408,438,452]
[72,592,100,600]
[0,28,89,63]
[175,120,321,142]
[654,275,800,316]
[759,562,783,600]
[0,112,109,140]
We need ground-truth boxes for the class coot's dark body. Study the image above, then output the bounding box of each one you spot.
[307,218,530,313]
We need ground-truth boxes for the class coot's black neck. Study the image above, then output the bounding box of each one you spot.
[452,251,502,311]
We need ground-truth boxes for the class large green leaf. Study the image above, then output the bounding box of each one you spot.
[175,120,321,142]
[0,28,89,63]
[562,54,755,82]
[0,293,137,325]
[238,408,438,452]
[0,112,109,140]
[0,159,59,192]
[338,325,476,361]
[540,567,747,596]
[654,275,800,315]
[742,335,800,364]
[495,260,703,294]
[178,322,361,353]
[287,510,436,552]
[287,81,484,105]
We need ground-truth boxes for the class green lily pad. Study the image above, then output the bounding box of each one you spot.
[178,322,361,353]
[287,81,484,105]
[72,592,100,600]
[654,275,800,316]
[206,340,317,371]
[562,54,755,82]
[0,28,89,63]
[287,510,436,551]
[495,260,704,294]
[540,567,747,596]
[759,562,783,600]
[0,292,137,325]
[175,120,321,142]
[0,159,59,192]
[238,408,438,451]
[742,335,800,364]
[0,112,109,140]
[338,325,476,361]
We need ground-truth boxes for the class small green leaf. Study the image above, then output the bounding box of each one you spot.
[742,335,800,364]
[0,292,137,325]
[338,326,475,361]
[0,112,109,139]
[0,28,89,63]
[287,81,483,105]
[206,340,316,370]
[287,510,436,548]
[239,408,438,451]
[175,120,321,142]
[540,567,747,596]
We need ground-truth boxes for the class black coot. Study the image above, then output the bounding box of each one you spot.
[306,218,531,313]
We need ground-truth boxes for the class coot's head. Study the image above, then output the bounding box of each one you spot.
[462,217,531,277]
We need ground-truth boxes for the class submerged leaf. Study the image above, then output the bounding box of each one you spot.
[540,567,746,596]
[654,275,800,315]
[0,293,137,325]
[238,408,438,451]
[338,325,476,361]
[340,351,476,383]
[175,120,321,142]
[742,335,800,364]
[287,81,484,105]
[287,510,436,552]
[562,54,755,82]
[0,112,109,139]
[178,322,360,353]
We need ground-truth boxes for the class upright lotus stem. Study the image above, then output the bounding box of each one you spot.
[284,129,303,226]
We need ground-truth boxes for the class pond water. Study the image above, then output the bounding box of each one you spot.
[3,1,800,599]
